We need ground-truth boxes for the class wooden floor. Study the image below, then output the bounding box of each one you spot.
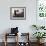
[0,42,46,46]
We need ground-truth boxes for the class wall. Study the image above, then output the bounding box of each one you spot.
[0,0,36,42]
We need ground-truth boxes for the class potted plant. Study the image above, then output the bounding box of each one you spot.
[33,32,46,43]
[32,25,46,43]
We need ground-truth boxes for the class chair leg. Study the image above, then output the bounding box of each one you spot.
[4,33,7,46]
[4,41,7,46]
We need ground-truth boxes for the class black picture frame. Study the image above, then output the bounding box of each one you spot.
[10,7,26,20]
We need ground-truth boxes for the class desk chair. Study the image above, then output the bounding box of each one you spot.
[4,27,19,46]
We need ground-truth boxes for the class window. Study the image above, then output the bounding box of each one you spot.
[37,0,46,18]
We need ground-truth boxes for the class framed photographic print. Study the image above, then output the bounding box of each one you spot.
[10,7,26,20]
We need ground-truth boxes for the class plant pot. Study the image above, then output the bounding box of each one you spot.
[37,39,40,43]
[37,39,45,44]
[40,38,45,43]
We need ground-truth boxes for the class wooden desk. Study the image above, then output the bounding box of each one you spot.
[4,33,18,46]
[4,33,30,46]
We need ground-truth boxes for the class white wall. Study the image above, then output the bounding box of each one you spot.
[0,0,36,42]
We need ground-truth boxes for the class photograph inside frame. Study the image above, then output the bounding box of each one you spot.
[10,7,26,20]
